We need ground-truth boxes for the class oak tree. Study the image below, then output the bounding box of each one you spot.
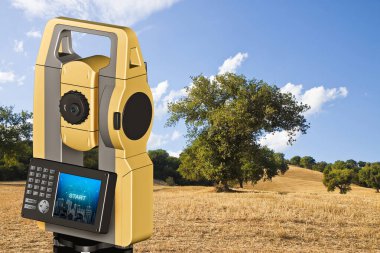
[167,74,309,191]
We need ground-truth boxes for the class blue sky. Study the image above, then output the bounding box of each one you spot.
[0,0,379,163]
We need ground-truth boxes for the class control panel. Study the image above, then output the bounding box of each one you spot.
[21,158,117,234]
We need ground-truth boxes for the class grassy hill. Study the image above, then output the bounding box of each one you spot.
[245,165,375,195]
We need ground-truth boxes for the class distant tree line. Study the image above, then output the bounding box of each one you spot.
[288,155,380,194]
[0,106,33,181]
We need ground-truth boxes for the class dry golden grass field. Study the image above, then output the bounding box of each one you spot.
[1,166,380,252]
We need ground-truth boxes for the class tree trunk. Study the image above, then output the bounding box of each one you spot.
[222,181,230,191]
[376,188,379,193]
[239,179,244,188]
[215,180,230,192]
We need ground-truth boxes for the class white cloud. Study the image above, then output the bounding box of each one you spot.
[0,71,26,87]
[152,80,187,118]
[13,40,24,53]
[26,29,42,38]
[147,130,182,150]
[11,0,180,26]
[259,131,301,152]
[260,83,348,152]
[281,83,348,116]
[148,132,168,149]
[152,80,169,102]
[0,71,16,83]
[218,52,248,75]
[168,150,182,158]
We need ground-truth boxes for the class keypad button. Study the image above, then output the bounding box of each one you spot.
[50,169,55,174]
[30,165,36,171]
[34,185,39,190]
[36,173,42,178]
[48,175,54,180]
[29,171,35,177]
[47,182,53,187]
[47,188,52,193]
[25,198,37,204]
[46,193,51,199]
[33,191,38,196]
[39,192,45,198]
[38,200,50,214]
[40,186,46,191]
[41,180,47,185]
[35,179,41,184]
[37,167,42,172]
[42,174,48,179]
[28,178,34,183]
[43,168,49,173]
[27,184,33,189]
[26,190,32,195]
[24,204,36,210]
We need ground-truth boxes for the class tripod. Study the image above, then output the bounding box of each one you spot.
[53,233,133,253]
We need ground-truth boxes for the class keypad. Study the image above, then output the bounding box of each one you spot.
[24,164,56,211]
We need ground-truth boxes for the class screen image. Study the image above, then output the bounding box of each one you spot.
[53,172,101,225]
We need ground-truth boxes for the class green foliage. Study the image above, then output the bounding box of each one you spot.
[167,73,309,190]
[148,149,180,180]
[289,156,301,166]
[345,159,358,170]
[323,163,354,194]
[0,106,33,181]
[165,176,176,186]
[84,148,98,170]
[358,161,367,168]
[300,156,316,169]
[148,149,205,185]
[312,161,328,172]
[358,163,380,192]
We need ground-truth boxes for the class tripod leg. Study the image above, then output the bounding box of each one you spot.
[97,246,133,253]
[53,245,77,253]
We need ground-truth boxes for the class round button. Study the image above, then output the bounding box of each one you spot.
[38,200,50,214]
[59,90,90,125]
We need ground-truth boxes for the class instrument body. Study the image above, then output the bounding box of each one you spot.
[32,17,154,247]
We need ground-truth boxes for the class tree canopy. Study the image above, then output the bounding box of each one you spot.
[167,73,310,190]
[358,163,380,192]
[300,156,316,169]
[289,156,301,166]
[323,162,354,194]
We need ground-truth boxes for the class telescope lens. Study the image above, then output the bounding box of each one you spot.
[59,91,89,125]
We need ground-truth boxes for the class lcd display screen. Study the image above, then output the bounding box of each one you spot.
[53,172,101,225]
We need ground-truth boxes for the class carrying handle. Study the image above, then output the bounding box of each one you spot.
[36,17,146,79]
